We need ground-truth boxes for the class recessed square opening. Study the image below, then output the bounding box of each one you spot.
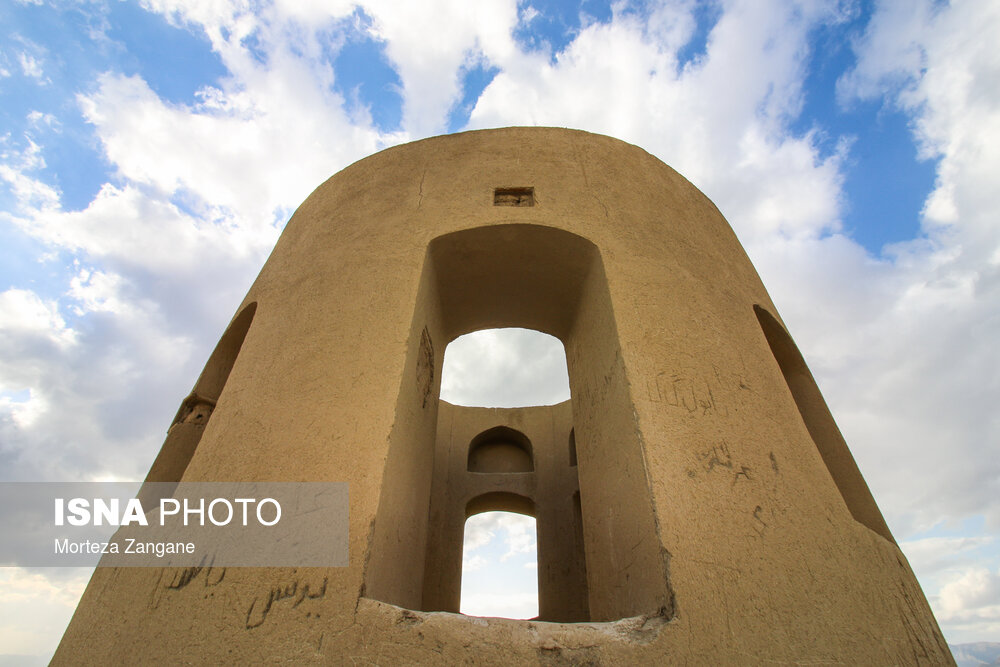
[494,187,534,207]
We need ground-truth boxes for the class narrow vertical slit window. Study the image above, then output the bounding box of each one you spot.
[144,302,257,486]
[753,305,894,542]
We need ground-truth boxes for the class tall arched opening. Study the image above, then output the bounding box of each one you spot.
[364,224,672,623]
[460,493,538,619]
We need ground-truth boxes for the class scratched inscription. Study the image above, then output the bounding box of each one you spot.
[417,326,434,409]
[648,365,751,417]
[752,505,774,538]
[168,564,225,590]
[149,564,226,610]
[245,577,328,629]
[692,441,752,486]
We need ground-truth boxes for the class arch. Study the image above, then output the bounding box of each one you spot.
[460,508,539,619]
[366,223,673,623]
[753,305,894,542]
[467,427,534,473]
[430,224,602,342]
[466,492,535,518]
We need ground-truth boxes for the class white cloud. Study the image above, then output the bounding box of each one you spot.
[463,554,488,573]
[467,0,848,243]
[17,51,44,81]
[77,68,383,233]
[441,329,570,408]
[0,388,48,429]
[0,137,60,212]
[902,535,996,577]
[935,567,1000,641]
[26,111,59,130]
[362,0,520,135]
[463,512,537,560]
[0,568,89,657]
[0,289,76,348]
[463,514,496,554]
[497,512,536,562]
[805,0,1000,534]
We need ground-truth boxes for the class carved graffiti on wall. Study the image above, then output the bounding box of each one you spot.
[149,564,226,610]
[417,326,434,409]
[245,576,328,629]
[647,365,751,418]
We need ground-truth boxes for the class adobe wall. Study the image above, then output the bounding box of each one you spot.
[53,127,952,665]
[422,400,589,622]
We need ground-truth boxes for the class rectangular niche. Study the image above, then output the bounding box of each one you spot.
[494,187,534,207]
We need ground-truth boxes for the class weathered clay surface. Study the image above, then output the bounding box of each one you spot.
[53,128,953,665]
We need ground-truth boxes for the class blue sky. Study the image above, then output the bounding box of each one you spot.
[1,0,999,661]
[1,0,933,253]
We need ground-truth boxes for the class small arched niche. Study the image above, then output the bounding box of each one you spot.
[467,426,533,473]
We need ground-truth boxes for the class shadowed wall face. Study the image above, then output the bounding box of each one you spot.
[467,427,534,473]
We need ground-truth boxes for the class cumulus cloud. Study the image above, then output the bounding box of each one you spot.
[441,329,570,407]
[0,137,60,212]
[798,0,1000,535]
[76,63,384,231]
[363,0,520,136]
[0,289,76,347]
[903,534,997,582]
[497,513,536,562]
[0,0,404,486]
[463,511,537,560]
[469,0,849,242]
[463,513,497,554]
[936,567,1000,641]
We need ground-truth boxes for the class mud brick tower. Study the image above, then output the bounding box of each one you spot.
[54,128,952,664]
